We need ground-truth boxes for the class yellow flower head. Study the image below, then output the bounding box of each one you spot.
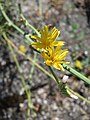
[75,60,83,69]
[19,45,26,53]
[41,46,69,71]
[31,25,64,50]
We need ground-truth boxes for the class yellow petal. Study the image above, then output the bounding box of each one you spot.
[41,52,50,60]
[32,42,43,49]
[51,30,60,41]
[44,25,48,36]
[48,27,56,36]
[31,35,42,41]
[46,60,52,66]
[53,63,64,71]
[57,50,68,60]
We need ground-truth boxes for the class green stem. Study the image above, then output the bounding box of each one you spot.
[49,65,90,104]
[29,52,37,79]
[63,64,90,85]
[0,3,32,43]
[67,87,90,104]
[30,45,41,53]
[20,14,40,37]
[48,66,60,85]
[3,33,32,119]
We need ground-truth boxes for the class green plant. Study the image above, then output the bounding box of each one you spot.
[0,2,90,120]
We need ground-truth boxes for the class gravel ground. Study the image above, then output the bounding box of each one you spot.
[0,0,90,120]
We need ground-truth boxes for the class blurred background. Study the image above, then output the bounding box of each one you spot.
[0,0,90,120]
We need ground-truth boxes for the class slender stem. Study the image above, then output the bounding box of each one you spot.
[63,64,90,85]
[20,14,40,37]
[49,65,90,104]
[48,66,60,85]
[29,52,37,79]
[3,33,32,119]
[18,3,40,37]
[67,87,90,104]
[0,3,32,43]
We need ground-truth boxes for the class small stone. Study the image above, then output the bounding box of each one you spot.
[1,61,6,66]
[84,51,88,56]
[62,75,69,83]
[52,103,58,110]
[36,97,42,104]
[53,117,60,120]
[37,88,45,95]
[19,88,24,95]
[70,94,78,99]
[43,100,48,105]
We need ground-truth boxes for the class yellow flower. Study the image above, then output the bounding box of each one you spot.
[19,45,26,53]
[31,25,64,50]
[75,60,83,69]
[41,46,69,71]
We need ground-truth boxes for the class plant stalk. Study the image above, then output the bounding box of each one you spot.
[63,64,90,85]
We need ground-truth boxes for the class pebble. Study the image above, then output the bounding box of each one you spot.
[1,60,6,66]
[37,88,45,95]
[52,103,58,110]
[62,75,69,83]
[53,117,60,120]
[36,97,42,104]
[43,100,48,105]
